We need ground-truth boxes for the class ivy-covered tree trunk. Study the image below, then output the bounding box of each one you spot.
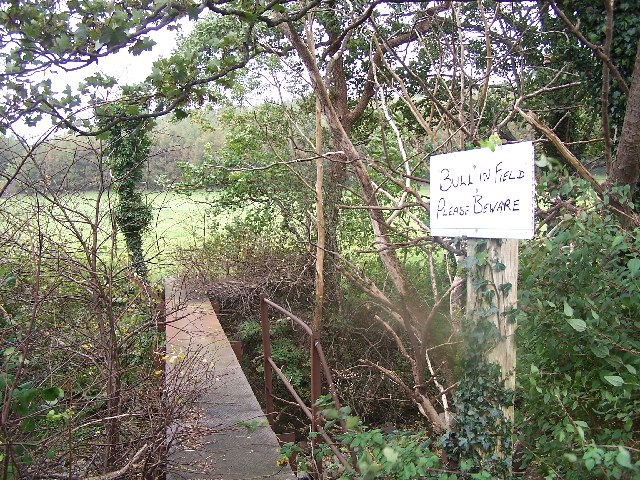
[96,101,153,470]
[98,101,153,280]
[116,192,152,279]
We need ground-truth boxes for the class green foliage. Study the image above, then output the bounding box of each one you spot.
[236,418,269,433]
[335,428,442,480]
[176,104,314,239]
[270,335,307,391]
[280,396,446,479]
[0,0,273,133]
[237,314,311,407]
[1,342,67,445]
[13,114,223,194]
[518,175,640,478]
[281,396,518,479]
[438,234,515,477]
[441,359,513,477]
[478,134,502,153]
[547,1,640,130]
[441,286,513,475]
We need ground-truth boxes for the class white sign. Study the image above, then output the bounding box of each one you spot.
[429,142,535,239]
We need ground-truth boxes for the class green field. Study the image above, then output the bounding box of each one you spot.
[142,191,214,275]
[0,190,226,280]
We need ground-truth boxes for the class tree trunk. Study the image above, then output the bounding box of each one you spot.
[306,22,327,332]
[609,39,640,201]
[321,142,347,310]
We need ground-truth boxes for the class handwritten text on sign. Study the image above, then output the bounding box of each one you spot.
[430,142,535,239]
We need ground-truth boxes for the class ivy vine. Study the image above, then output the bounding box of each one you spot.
[441,239,515,478]
[98,100,153,279]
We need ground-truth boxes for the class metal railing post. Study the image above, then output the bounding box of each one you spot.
[260,293,274,425]
[158,282,168,480]
[258,296,350,470]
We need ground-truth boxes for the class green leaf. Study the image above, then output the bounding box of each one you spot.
[1,275,16,288]
[479,134,502,152]
[603,375,624,387]
[611,235,624,248]
[473,279,488,292]
[500,282,512,296]
[75,24,89,41]
[54,34,71,52]
[41,386,64,402]
[567,318,586,332]
[590,344,609,358]
[584,457,595,471]
[345,416,360,430]
[460,458,474,472]
[240,11,258,22]
[627,258,640,276]
[563,301,574,317]
[535,155,549,168]
[382,446,399,464]
[2,346,16,357]
[322,408,338,420]
[459,256,478,270]
[20,419,36,433]
[616,446,633,468]
[0,374,13,390]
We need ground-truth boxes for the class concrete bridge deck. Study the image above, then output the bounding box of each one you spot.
[164,278,296,480]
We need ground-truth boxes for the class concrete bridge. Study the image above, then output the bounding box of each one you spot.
[164,278,296,479]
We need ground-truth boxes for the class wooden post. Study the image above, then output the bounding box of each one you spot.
[466,238,518,422]
[430,141,532,476]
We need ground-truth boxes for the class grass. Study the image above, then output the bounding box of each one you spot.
[145,190,227,278]
[0,190,230,281]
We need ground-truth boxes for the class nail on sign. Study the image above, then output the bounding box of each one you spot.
[429,141,535,239]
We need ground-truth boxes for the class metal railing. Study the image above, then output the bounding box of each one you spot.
[259,294,348,467]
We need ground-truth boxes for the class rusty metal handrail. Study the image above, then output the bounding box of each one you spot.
[259,294,348,467]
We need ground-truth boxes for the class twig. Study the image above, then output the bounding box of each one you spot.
[45,444,149,480]
[517,108,604,195]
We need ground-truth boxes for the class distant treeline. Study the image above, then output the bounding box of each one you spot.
[0,113,224,193]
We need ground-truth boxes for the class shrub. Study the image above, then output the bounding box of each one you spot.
[518,179,640,478]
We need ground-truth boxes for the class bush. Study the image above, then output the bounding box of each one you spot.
[518,180,640,478]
